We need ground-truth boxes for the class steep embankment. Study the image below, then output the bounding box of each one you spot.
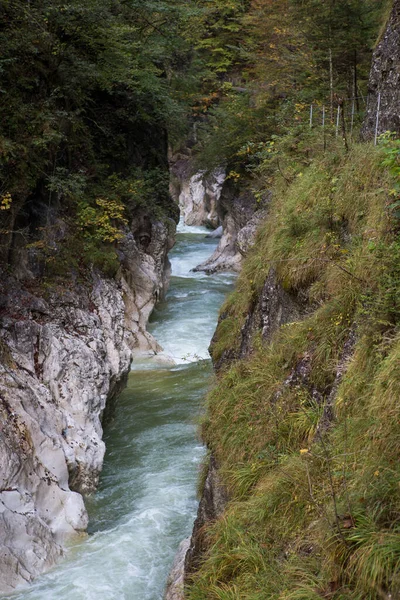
[0,217,174,593]
[184,136,400,599]
[181,4,400,596]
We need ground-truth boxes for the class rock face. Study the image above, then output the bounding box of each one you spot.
[119,219,175,353]
[170,145,269,274]
[362,0,400,139]
[164,456,228,600]
[164,538,191,600]
[184,456,228,580]
[314,328,357,438]
[194,183,270,274]
[0,218,174,593]
[211,269,303,372]
[238,269,303,359]
[170,152,224,228]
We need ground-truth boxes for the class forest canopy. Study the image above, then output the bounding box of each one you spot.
[0,0,390,274]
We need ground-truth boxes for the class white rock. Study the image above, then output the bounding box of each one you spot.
[0,219,175,592]
[178,169,225,228]
[164,538,190,600]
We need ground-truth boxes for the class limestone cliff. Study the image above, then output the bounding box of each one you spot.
[0,218,174,593]
[193,182,269,275]
[170,148,268,274]
[169,150,223,229]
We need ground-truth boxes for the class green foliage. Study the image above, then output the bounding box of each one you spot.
[289,0,384,92]
[0,0,195,271]
[192,0,389,171]
[191,0,248,76]
[77,197,127,244]
[79,240,120,278]
[194,90,275,169]
[0,0,390,273]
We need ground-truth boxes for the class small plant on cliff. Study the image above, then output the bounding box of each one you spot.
[77,197,128,244]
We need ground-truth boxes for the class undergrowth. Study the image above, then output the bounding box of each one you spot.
[188,139,400,600]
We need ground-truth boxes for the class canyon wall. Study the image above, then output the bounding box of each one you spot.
[0,218,174,593]
[169,151,223,229]
[170,148,269,274]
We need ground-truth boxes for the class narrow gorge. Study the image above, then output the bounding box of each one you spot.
[1,1,400,599]
[0,215,174,592]
[0,133,260,597]
[1,215,236,599]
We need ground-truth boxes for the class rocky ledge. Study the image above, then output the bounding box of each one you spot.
[362,0,400,139]
[0,218,174,593]
[169,149,224,229]
[193,183,270,274]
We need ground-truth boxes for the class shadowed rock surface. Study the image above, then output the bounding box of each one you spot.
[164,538,191,600]
[184,456,228,582]
[362,0,400,139]
[211,268,303,372]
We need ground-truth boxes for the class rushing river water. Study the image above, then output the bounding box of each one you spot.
[8,224,234,600]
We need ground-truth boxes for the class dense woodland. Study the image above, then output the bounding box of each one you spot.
[2,1,400,599]
[0,0,390,279]
[0,0,190,276]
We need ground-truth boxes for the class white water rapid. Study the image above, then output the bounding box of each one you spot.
[5,223,234,600]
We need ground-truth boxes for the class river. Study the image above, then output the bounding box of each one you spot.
[7,224,234,600]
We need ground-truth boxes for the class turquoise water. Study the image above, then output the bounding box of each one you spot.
[7,226,234,600]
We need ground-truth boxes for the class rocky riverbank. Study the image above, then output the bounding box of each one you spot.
[170,149,269,274]
[0,218,174,593]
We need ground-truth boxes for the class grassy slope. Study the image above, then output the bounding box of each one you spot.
[188,140,400,600]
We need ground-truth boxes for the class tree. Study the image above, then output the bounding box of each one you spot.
[0,0,196,269]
